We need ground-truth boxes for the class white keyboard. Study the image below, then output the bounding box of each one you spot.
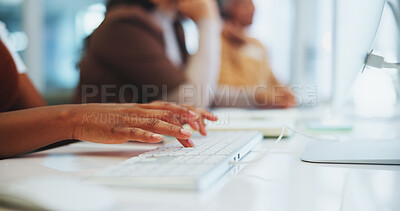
[89,131,263,190]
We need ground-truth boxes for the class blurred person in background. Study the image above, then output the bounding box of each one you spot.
[0,21,217,159]
[74,0,221,109]
[214,0,295,108]
[0,22,47,111]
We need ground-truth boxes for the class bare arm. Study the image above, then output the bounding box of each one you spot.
[166,19,221,108]
[166,0,221,109]
[0,105,74,159]
[0,103,217,159]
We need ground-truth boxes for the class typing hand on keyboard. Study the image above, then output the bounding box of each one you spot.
[176,104,219,136]
[135,102,219,147]
[72,102,218,148]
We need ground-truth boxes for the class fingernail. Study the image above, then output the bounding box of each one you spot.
[203,128,208,135]
[180,129,193,137]
[152,134,163,140]
[188,139,195,147]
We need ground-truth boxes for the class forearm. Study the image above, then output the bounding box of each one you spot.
[167,19,221,108]
[0,105,76,159]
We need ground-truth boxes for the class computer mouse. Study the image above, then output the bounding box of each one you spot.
[0,176,116,211]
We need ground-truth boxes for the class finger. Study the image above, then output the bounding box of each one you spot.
[197,117,207,136]
[177,138,195,148]
[136,103,199,120]
[131,118,193,139]
[178,116,200,131]
[115,127,164,144]
[201,110,218,121]
[139,109,184,127]
[119,107,188,128]
[182,107,213,135]
[168,114,184,127]
[190,121,200,131]
[186,106,218,122]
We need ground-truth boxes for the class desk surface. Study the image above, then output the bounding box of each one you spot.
[1,107,400,211]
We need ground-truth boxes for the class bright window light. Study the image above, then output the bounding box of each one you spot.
[83,3,106,35]
[321,31,332,52]
[182,19,199,55]
[8,31,28,52]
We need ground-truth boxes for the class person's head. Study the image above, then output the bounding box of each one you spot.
[106,0,179,11]
[218,0,255,26]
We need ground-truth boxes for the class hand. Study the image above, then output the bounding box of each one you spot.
[274,88,296,108]
[70,103,217,147]
[255,87,296,109]
[222,21,247,45]
[178,0,219,22]
[135,101,218,135]
[179,104,218,136]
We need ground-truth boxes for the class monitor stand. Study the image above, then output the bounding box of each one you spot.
[302,105,400,165]
[301,0,400,166]
[301,140,400,165]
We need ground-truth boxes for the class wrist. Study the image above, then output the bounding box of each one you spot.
[56,104,83,140]
[193,13,219,23]
[192,7,219,23]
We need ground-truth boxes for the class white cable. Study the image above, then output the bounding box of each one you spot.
[230,128,285,165]
[383,62,400,70]
[230,126,331,165]
[284,125,338,141]
[232,124,400,181]
[231,126,338,165]
[231,125,400,166]
[365,52,400,71]
[233,125,400,165]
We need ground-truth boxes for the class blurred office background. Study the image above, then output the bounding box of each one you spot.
[0,0,399,116]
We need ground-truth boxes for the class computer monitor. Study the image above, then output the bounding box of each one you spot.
[301,0,400,165]
[331,0,386,109]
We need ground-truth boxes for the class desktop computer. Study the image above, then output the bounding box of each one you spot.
[301,0,400,165]
[90,0,399,191]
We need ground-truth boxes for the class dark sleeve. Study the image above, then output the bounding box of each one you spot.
[87,16,186,89]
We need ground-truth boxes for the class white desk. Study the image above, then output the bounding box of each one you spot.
[1,107,400,211]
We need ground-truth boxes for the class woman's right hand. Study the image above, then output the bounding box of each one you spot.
[178,0,219,22]
[69,103,215,147]
[255,87,296,109]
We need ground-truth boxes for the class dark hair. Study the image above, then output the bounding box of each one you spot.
[106,0,156,11]
[217,0,233,20]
